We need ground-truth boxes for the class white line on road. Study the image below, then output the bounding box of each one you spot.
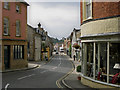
[17,74,35,80]
[52,67,57,70]
[40,70,48,74]
[58,56,61,67]
[5,83,10,90]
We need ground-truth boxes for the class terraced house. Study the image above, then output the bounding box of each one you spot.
[0,1,29,71]
[80,0,120,88]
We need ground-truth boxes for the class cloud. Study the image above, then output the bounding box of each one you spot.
[27,2,80,39]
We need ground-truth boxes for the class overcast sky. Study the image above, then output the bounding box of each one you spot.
[27,2,80,39]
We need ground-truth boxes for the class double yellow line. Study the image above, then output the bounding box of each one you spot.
[56,59,75,88]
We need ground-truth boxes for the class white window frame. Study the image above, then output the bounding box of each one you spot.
[86,0,92,19]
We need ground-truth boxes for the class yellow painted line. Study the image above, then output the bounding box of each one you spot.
[56,57,75,89]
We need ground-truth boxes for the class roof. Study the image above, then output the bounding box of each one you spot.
[21,2,29,6]
[19,0,29,6]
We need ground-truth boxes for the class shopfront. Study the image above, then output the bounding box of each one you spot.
[81,35,120,88]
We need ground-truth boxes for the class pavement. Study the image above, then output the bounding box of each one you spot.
[62,55,91,89]
[1,56,53,73]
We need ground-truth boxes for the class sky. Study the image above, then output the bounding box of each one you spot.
[26,1,80,39]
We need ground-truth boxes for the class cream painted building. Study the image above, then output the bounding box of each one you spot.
[80,0,120,89]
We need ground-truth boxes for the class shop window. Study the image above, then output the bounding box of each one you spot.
[98,43,107,82]
[109,43,120,84]
[86,43,93,78]
[3,18,9,35]
[95,43,98,79]
[13,45,24,59]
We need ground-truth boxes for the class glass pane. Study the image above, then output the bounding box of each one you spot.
[3,18,9,35]
[87,43,93,78]
[109,43,120,85]
[16,21,20,36]
[4,2,9,9]
[100,43,107,82]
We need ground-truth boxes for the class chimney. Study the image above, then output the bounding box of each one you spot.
[46,31,48,35]
[38,23,41,28]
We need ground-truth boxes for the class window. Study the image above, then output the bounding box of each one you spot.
[4,2,9,10]
[16,20,20,36]
[86,43,93,77]
[82,0,92,21]
[86,0,92,19]
[0,45,1,62]
[3,18,9,35]
[13,45,24,59]
[16,5,20,13]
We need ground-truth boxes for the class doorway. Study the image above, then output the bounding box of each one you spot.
[4,45,10,69]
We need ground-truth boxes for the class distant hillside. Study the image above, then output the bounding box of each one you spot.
[51,38,64,44]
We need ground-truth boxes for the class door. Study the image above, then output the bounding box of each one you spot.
[4,45,10,69]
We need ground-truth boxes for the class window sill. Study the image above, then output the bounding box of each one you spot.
[81,73,120,88]
[3,34,10,36]
[16,35,21,37]
[14,59,24,60]
[16,12,21,14]
[3,8,10,10]
[83,16,93,22]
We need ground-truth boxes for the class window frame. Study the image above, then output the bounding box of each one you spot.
[13,45,24,60]
[82,0,92,21]
[16,4,21,13]
[16,20,21,37]
[3,17,9,36]
[3,2,10,10]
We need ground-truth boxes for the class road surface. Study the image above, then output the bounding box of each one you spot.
[2,54,73,89]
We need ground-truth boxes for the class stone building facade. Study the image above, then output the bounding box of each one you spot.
[0,1,29,71]
[27,24,42,61]
[80,0,120,88]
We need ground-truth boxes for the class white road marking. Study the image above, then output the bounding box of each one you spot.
[52,67,57,70]
[5,83,9,90]
[40,70,48,74]
[58,56,62,67]
[17,74,35,80]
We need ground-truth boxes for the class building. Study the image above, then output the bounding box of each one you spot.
[71,28,80,59]
[35,23,53,61]
[27,25,35,61]
[0,1,29,71]
[80,0,120,88]
[27,24,42,61]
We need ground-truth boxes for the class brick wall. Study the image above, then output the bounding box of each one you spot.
[93,2,120,19]
[2,2,27,40]
[80,1,120,24]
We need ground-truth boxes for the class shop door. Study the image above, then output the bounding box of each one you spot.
[4,45,10,69]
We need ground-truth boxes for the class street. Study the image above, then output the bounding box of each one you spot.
[2,54,73,89]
